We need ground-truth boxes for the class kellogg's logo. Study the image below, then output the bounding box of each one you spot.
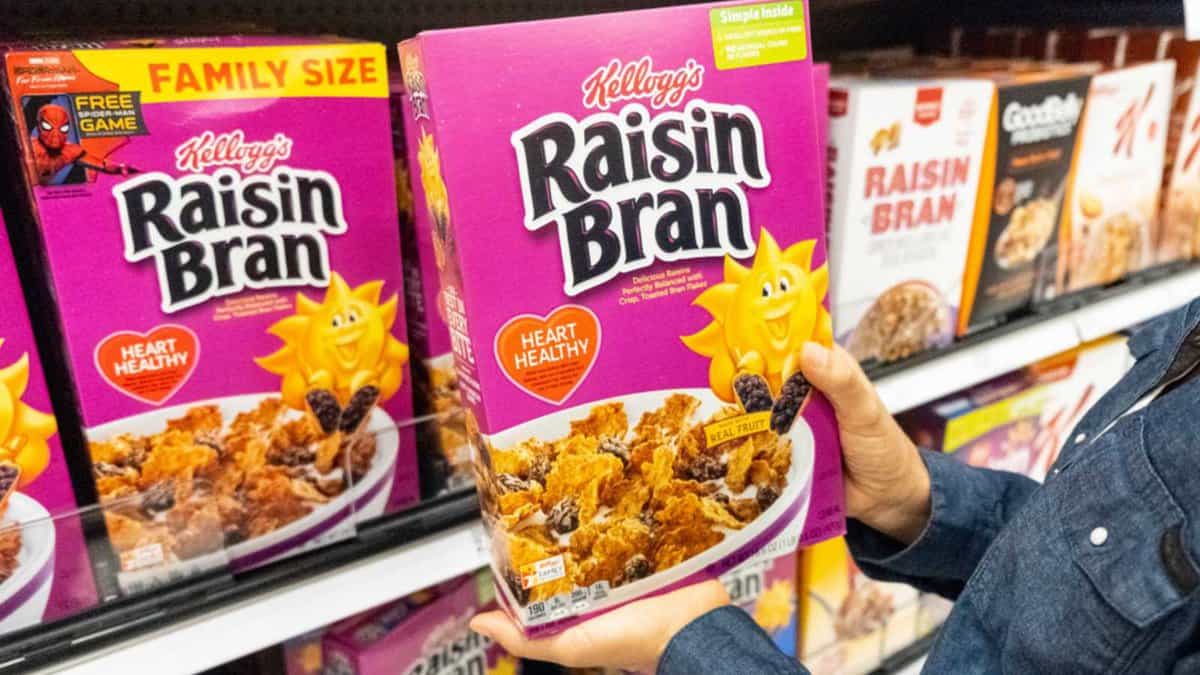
[582,56,704,110]
[114,131,348,313]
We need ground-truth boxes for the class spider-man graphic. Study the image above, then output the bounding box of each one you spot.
[30,104,137,185]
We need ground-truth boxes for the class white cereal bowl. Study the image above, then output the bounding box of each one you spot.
[486,387,814,627]
[87,392,399,588]
[0,494,55,635]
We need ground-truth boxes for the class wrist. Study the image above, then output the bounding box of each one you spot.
[857,445,931,545]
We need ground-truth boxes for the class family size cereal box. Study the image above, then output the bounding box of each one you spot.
[1,37,417,591]
[322,570,521,675]
[0,212,98,636]
[826,77,992,364]
[399,0,844,637]
[798,538,918,675]
[721,550,799,657]
[1059,62,1174,295]
[958,67,1092,332]
[391,71,471,498]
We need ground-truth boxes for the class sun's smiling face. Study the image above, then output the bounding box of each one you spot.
[301,291,387,376]
[681,228,831,400]
[730,251,819,369]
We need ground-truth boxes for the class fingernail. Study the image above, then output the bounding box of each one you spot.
[801,342,830,369]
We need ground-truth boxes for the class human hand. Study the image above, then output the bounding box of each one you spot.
[799,342,931,544]
[470,580,730,673]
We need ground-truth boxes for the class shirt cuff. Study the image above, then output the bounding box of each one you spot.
[658,605,804,675]
[846,449,1002,583]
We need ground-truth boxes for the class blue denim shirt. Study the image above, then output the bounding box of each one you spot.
[661,300,1200,675]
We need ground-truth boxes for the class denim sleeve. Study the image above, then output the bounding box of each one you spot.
[658,605,807,675]
[845,449,1040,600]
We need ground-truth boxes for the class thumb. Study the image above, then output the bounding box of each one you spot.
[798,342,887,431]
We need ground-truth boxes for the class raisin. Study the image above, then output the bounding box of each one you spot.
[599,437,631,465]
[340,386,381,433]
[269,445,317,467]
[770,372,812,434]
[756,485,780,510]
[527,454,551,486]
[623,554,652,583]
[0,463,17,493]
[683,455,726,482]
[733,373,773,413]
[548,498,580,535]
[496,473,530,494]
[306,389,342,434]
[504,569,530,605]
[140,481,176,515]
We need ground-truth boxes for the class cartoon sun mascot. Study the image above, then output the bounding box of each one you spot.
[256,273,410,414]
[682,229,831,433]
[417,129,453,271]
[0,340,57,494]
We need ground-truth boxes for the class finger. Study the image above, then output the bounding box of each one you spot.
[799,342,884,425]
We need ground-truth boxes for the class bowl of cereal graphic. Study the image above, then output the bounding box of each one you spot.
[88,392,400,582]
[0,494,55,635]
[846,282,953,364]
[995,198,1058,269]
[482,387,814,627]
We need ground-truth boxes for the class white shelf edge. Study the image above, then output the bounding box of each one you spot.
[41,520,488,675]
[877,269,1200,413]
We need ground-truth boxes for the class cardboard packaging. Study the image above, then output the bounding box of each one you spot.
[0,37,419,595]
[826,77,992,363]
[398,1,844,636]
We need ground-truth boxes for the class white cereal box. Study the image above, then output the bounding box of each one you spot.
[826,78,993,364]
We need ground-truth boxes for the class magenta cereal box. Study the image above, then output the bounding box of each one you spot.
[322,570,521,675]
[391,74,472,497]
[0,212,98,635]
[1,37,417,588]
[399,0,844,636]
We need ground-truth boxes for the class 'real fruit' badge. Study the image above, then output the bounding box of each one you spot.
[494,305,600,405]
[95,325,199,405]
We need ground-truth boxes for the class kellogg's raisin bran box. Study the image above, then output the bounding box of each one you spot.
[1,37,417,589]
[826,77,992,364]
[1059,62,1174,294]
[321,570,521,675]
[1159,36,1200,264]
[399,0,844,637]
[0,212,98,635]
[722,550,799,657]
[390,72,472,498]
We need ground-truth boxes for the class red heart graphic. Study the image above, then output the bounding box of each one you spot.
[94,325,199,405]
[494,305,600,405]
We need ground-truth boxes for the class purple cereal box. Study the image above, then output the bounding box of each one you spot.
[322,570,521,675]
[391,74,472,497]
[399,0,844,636]
[1,37,417,592]
[0,212,98,635]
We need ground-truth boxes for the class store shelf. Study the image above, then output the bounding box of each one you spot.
[875,266,1200,413]
[35,520,488,675]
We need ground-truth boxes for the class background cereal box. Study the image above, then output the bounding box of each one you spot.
[826,77,992,364]
[722,551,799,657]
[391,72,472,498]
[1,37,417,592]
[1059,62,1174,295]
[400,0,844,637]
[0,212,98,635]
[322,570,521,675]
